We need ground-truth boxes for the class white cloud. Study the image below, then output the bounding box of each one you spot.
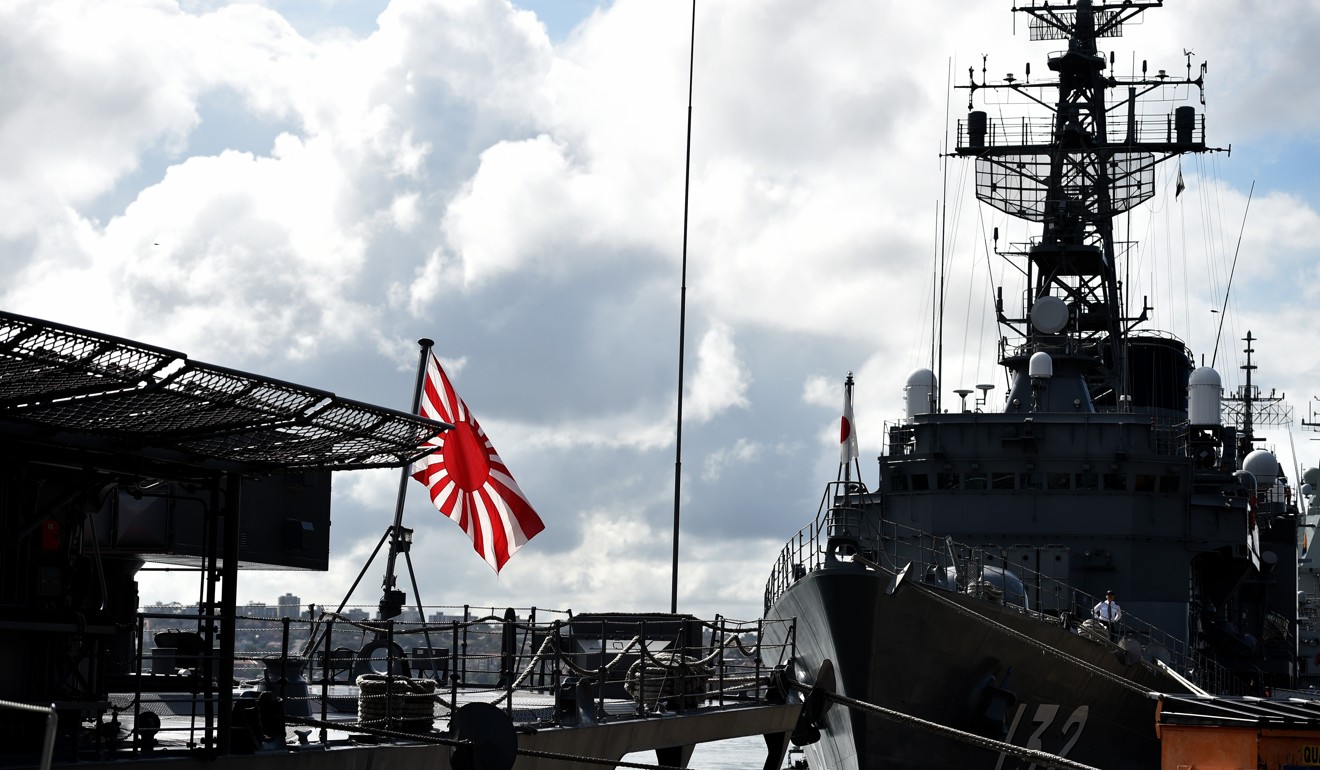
[442,135,582,286]
[702,438,762,483]
[686,321,749,423]
[11,0,1320,627]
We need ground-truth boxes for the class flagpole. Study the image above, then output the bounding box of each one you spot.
[842,373,854,485]
[670,0,698,616]
[380,337,435,619]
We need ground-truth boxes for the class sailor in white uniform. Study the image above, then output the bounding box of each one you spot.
[1092,589,1122,626]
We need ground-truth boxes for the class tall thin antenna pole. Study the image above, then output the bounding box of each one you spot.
[671,0,697,615]
[1211,181,1254,368]
[935,57,953,411]
[381,337,434,617]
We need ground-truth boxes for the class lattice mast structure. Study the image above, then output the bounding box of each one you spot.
[954,0,1222,409]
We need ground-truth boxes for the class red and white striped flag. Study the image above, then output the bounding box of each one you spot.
[410,352,545,572]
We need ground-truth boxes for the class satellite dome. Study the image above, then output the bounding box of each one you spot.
[1188,366,1222,426]
[1029,352,1053,379]
[906,369,937,388]
[1242,450,1280,487]
[904,369,937,419]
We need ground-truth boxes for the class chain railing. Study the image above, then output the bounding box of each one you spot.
[103,606,796,757]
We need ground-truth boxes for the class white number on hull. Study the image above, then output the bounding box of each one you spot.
[994,703,1089,770]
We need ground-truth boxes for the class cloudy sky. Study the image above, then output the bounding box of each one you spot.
[5,0,1319,623]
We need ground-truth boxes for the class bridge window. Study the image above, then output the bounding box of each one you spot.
[1047,472,1072,490]
[1103,473,1127,491]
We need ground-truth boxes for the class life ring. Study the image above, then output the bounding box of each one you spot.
[352,638,410,679]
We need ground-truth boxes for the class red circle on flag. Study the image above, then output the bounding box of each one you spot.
[444,422,491,492]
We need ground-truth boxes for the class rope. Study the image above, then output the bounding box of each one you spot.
[624,652,711,709]
[481,633,563,707]
[516,747,692,770]
[912,580,1159,697]
[415,631,770,712]
[556,636,642,679]
[357,675,435,726]
[304,611,564,659]
[723,634,759,657]
[298,613,781,717]
[789,683,1102,770]
[855,556,1159,699]
[286,713,464,745]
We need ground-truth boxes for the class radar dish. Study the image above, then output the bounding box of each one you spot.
[1030,296,1069,334]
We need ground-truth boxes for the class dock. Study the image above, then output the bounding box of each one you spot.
[0,310,805,770]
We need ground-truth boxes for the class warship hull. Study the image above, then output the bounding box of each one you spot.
[766,563,1181,770]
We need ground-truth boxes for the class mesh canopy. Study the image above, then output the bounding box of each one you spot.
[0,311,449,473]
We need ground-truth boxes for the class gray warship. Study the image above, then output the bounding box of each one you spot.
[763,2,1301,768]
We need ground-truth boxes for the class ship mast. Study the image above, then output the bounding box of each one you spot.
[1222,331,1293,455]
[955,0,1220,412]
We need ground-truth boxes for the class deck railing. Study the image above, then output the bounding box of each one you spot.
[94,606,795,759]
[764,481,1246,695]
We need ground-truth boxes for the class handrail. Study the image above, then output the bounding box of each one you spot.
[0,699,57,770]
[763,487,1244,694]
[100,607,795,757]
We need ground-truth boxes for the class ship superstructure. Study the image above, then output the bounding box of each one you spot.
[763,3,1301,768]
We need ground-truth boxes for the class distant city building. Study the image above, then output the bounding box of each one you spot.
[243,602,277,620]
[147,601,191,615]
[376,608,423,623]
[277,593,302,619]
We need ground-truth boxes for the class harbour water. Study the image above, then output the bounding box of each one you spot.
[623,735,776,769]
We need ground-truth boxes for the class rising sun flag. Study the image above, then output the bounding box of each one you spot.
[410,352,545,572]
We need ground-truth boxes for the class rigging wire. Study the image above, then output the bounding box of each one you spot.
[1210,179,1254,369]
[930,198,940,376]
[1194,154,1225,368]
[936,58,954,409]
[1178,162,1190,344]
[976,206,1003,396]
[958,183,978,391]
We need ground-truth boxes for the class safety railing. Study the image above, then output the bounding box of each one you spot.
[884,414,1193,460]
[764,488,1245,695]
[0,700,57,770]
[92,606,795,759]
